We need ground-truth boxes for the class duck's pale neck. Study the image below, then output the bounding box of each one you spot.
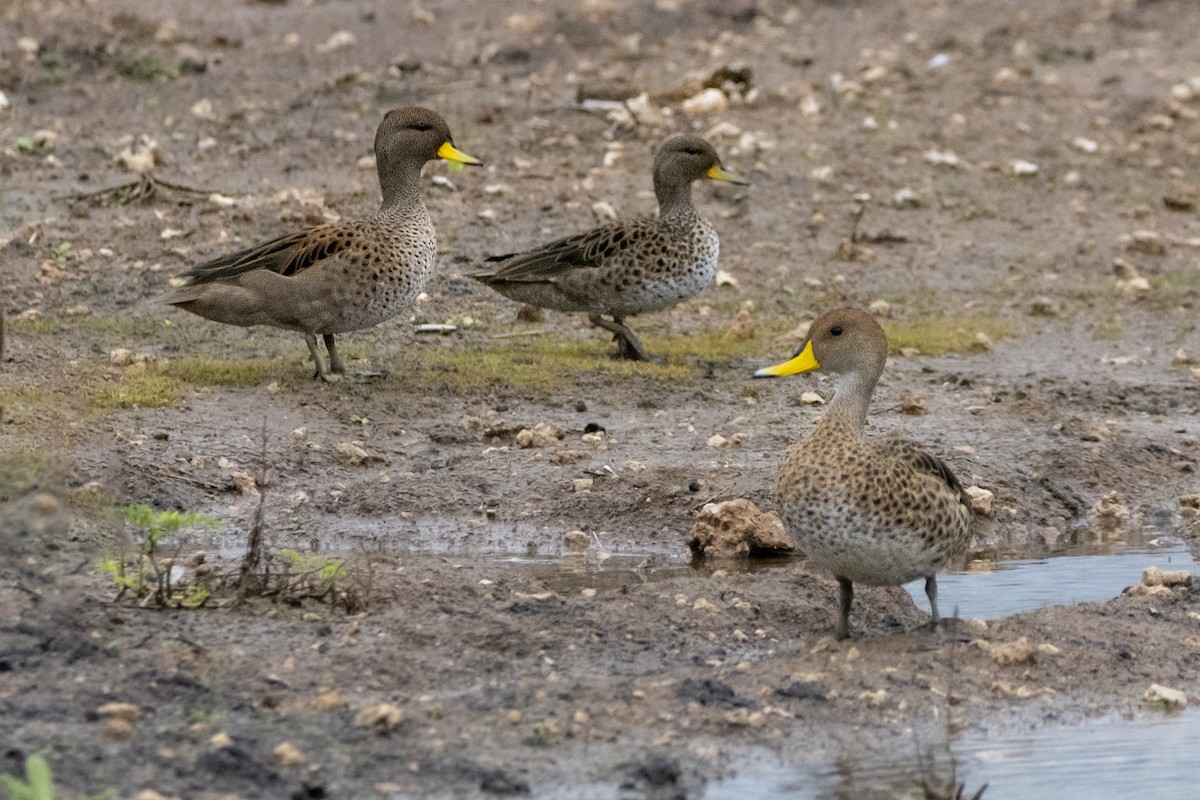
[816,370,878,433]
[378,161,425,212]
[655,175,696,220]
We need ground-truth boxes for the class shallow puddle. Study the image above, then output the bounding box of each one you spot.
[499,536,1196,622]
[906,541,1197,620]
[703,709,1200,800]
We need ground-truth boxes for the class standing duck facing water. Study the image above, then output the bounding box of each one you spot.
[468,135,745,361]
[754,307,973,639]
[166,107,480,381]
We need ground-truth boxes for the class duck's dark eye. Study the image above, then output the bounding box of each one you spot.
[682,147,703,156]
[830,325,844,336]
[410,122,434,131]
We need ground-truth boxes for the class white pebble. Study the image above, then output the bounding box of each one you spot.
[316,30,357,53]
[923,149,959,167]
[1144,684,1188,708]
[680,88,728,116]
[591,201,618,221]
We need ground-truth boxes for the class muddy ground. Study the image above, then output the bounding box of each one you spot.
[3,0,1200,797]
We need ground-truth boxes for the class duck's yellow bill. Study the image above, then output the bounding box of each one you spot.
[753,341,819,378]
[706,164,748,185]
[437,141,482,166]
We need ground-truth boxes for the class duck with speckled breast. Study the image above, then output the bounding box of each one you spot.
[165,107,480,382]
[468,134,746,362]
[754,307,974,639]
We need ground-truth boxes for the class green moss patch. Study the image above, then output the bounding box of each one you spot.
[884,315,1021,356]
[164,357,279,387]
[88,371,182,409]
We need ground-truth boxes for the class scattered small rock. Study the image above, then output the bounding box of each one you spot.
[515,422,565,448]
[1141,566,1192,588]
[355,703,404,731]
[335,441,373,465]
[965,486,994,516]
[131,790,177,800]
[974,637,1037,666]
[1124,230,1167,256]
[230,471,258,496]
[461,410,511,437]
[563,530,589,548]
[680,88,729,115]
[1029,297,1060,317]
[548,449,591,465]
[867,299,891,316]
[1125,583,1173,598]
[688,498,794,558]
[893,187,920,207]
[1089,490,1130,522]
[314,690,347,711]
[1113,258,1151,294]
[591,201,618,222]
[834,239,875,262]
[316,30,357,53]
[1144,683,1188,709]
[923,149,960,167]
[190,97,216,121]
[115,136,161,174]
[776,681,827,701]
[104,718,135,741]
[971,331,994,352]
[273,742,305,766]
[97,702,142,722]
[898,395,927,415]
[706,433,742,449]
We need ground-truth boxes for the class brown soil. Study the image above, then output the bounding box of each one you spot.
[2,0,1200,797]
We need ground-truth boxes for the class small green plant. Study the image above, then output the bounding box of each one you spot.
[38,49,67,84]
[0,754,54,800]
[116,49,178,81]
[13,136,34,152]
[524,719,563,747]
[99,504,219,607]
[52,242,72,266]
[276,549,347,601]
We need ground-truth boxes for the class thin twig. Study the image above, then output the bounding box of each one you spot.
[491,329,549,339]
[690,483,734,512]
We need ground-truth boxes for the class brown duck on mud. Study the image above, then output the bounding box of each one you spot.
[166,106,480,381]
[755,307,974,639]
[468,135,745,362]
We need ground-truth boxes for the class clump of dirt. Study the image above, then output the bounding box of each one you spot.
[688,497,794,557]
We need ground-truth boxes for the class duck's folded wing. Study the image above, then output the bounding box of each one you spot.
[183,223,360,285]
[879,439,971,508]
[471,219,652,283]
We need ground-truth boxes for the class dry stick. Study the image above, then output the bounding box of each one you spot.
[237,417,271,596]
[490,329,549,339]
[59,173,228,204]
[689,483,735,513]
